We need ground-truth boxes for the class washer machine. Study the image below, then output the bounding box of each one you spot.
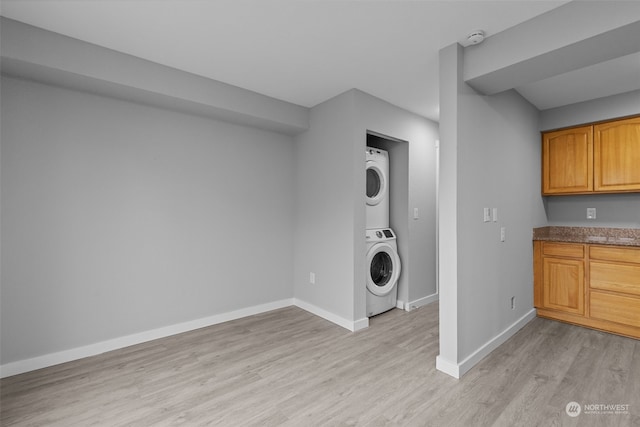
[366,147,390,229]
[366,228,401,317]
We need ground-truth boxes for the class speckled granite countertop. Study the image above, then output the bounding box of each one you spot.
[533,226,640,247]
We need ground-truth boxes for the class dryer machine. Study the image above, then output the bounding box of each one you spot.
[366,147,390,229]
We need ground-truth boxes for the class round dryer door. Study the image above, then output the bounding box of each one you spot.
[366,161,387,206]
[366,243,401,296]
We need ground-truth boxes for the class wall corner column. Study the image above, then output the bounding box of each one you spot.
[436,43,463,377]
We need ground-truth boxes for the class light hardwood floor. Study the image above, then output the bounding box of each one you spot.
[1,303,639,426]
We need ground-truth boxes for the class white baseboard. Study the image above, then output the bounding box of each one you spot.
[404,293,439,311]
[436,308,537,379]
[0,298,294,378]
[293,298,369,332]
[1,298,371,378]
[435,355,461,379]
[1,297,374,378]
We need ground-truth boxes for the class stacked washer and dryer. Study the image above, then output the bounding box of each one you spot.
[365,147,402,317]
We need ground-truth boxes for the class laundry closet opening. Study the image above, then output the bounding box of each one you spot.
[366,132,409,313]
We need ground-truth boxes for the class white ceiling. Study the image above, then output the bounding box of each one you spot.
[2,0,636,122]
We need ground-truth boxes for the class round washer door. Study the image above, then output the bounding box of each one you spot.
[366,161,387,206]
[366,243,401,296]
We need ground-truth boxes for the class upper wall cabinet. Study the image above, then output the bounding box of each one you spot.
[542,125,593,194]
[542,116,640,196]
[594,117,640,193]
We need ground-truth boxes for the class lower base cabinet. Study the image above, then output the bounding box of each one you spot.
[534,241,640,339]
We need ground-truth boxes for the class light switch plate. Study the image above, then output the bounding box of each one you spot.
[483,207,491,222]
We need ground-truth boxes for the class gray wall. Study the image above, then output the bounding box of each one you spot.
[293,91,359,324]
[1,76,295,364]
[438,43,547,375]
[544,194,640,228]
[541,89,640,228]
[456,87,546,359]
[437,44,462,369]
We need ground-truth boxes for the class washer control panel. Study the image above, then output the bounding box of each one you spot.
[366,228,396,242]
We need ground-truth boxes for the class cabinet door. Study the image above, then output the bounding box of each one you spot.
[543,257,585,315]
[594,116,640,192]
[542,126,593,195]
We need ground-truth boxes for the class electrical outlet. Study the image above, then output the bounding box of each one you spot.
[587,208,596,219]
[500,227,506,242]
[492,208,498,222]
[309,272,315,284]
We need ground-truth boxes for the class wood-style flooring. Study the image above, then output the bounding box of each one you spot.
[1,303,639,426]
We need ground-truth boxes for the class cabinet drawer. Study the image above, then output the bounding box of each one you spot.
[590,291,640,328]
[590,262,640,297]
[590,246,640,264]
[543,242,585,258]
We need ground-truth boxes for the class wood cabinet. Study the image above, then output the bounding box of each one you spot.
[541,116,640,195]
[589,245,640,330]
[542,126,593,194]
[534,241,640,339]
[594,116,640,192]
[535,242,585,315]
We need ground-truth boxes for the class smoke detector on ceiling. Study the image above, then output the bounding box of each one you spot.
[466,30,485,45]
